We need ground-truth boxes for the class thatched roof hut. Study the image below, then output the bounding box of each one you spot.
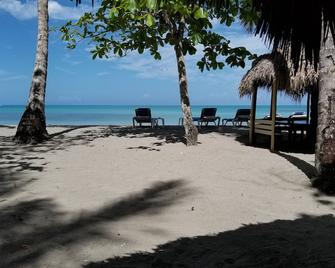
[239,51,318,100]
[238,50,319,152]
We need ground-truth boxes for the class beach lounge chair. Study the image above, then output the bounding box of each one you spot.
[132,108,164,128]
[222,109,251,126]
[288,112,308,123]
[198,108,221,127]
[287,112,309,141]
[263,113,284,120]
[178,108,220,127]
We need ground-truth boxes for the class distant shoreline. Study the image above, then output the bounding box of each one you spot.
[0,104,308,126]
[0,104,308,107]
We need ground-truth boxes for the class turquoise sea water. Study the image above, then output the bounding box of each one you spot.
[0,105,308,126]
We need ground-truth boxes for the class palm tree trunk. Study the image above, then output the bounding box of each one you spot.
[174,41,198,146]
[309,86,319,145]
[315,30,335,181]
[14,0,49,143]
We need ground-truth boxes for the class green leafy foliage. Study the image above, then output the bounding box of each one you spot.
[61,0,255,72]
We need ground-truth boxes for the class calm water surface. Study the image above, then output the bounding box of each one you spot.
[0,105,308,126]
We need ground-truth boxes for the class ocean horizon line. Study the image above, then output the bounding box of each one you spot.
[0,104,306,107]
[0,104,308,125]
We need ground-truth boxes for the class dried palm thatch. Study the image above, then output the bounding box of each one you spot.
[239,51,318,100]
[252,0,335,71]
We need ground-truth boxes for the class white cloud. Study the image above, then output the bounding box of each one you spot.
[142,93,151,99]
[117,47,178,80]
[111,22,268,83]
[210,20,269,55]
[49,1,92,20]
[0,0,92,20]
[54,66,76,74]
[0,0,36,19]
[96,71,109,76]
[0,75,27,81]
[61,53,83,66]
[0,69,9,76]
[0,69,27,81]
[224,32,269,55]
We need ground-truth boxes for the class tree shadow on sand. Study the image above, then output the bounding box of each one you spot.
[85,214,335,268]
[216,127,333,195]
[0,126,187,172]
[108,126,186,145]
[0,126,96,173]
[0,179,192,267]
[275,152,316,179]
[0,168,37,200]
[217,126,315,154]
[0,125,220,174]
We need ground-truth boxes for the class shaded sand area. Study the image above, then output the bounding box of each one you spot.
[1,125,334,267]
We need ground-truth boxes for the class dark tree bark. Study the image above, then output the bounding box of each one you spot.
[15,0,49,143]
[315,30,335,181]
[162,13,198,146]
[174,40,198,146]
[309,86,319,145]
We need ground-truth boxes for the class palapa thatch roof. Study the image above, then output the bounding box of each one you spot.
[239,51,318,100]
[252,0,335,71]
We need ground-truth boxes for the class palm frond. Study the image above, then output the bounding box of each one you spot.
[252,0,335,71]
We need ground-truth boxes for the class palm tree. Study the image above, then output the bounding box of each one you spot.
[15,0,91,143]
[202,0,335,183]
[15,0,49,143]
[315,31,335,182]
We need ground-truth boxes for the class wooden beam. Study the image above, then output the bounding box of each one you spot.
[270,80,277,152]
[255,119,273,125]
[255,128,273,135]
[249,86,258,145]
[306,91,311,123]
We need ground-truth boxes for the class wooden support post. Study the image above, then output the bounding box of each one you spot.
[249,86,257,145]
[270,81,277,152]
[306,91,311,123]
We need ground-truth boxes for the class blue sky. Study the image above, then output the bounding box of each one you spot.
[0,0,306,106]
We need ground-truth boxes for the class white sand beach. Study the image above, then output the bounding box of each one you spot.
[1,126,335,268]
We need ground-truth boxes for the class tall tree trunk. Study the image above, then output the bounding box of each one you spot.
[309,86,319,145]
[14,0,49,144]
[315,30,335,181]
[162,14,198,145]
[174,41,198,146]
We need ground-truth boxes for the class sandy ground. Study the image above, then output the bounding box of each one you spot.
[1,125,335,268]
